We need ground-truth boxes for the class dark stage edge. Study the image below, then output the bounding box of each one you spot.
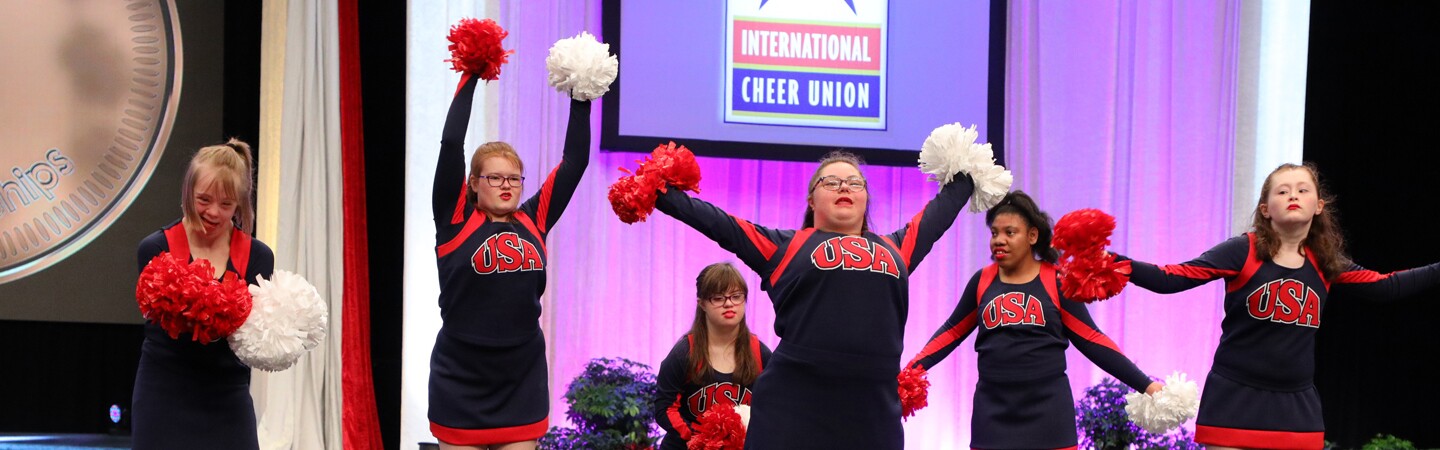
[0,434,130,450]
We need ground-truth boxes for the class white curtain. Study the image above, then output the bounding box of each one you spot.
[253,0,345,448]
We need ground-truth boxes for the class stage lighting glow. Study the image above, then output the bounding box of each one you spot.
[109,404,121,424]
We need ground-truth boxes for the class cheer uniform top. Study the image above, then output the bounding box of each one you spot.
[427,74,591,445]
[907,262,1152,450]
[132,220,274,450]
[1122,233,1440,449]
[653,176,973,450]
[653,333,773,450]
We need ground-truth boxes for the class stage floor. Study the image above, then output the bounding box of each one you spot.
[0,434,130,450]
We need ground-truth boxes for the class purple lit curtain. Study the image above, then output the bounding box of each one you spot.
[491,1,1239,447]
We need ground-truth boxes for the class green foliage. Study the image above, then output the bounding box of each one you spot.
[1075,377,1200,450]
[538,357,661,450]
[1360,434,1416,450]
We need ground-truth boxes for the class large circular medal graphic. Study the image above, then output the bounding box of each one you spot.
[0,0,181,283]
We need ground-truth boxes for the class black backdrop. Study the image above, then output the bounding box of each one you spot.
[1307,2,1440,449]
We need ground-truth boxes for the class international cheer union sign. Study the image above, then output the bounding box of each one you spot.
[725,0,887,130]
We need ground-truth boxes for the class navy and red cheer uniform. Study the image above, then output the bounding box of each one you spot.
[427,75,591,445]
[1121,232,1440,449]
[653,334,773,450]
[132,221,274,450]
[653,176,973,450]
[907,262,1152,450]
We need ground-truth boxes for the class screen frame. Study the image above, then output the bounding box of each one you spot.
[599,0,1008,167]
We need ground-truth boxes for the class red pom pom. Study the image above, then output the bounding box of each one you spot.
[643,142,702,193]
[607,142,702,224]
[1053,208,1116,254]
[445,18,514,81]
[688,403,747,450]
[184,273,253,343]
[898,366,930,420]
[135,252,255,342]
[1059,254,1132,302]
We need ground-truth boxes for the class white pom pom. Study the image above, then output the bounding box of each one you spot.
[1124,371,1200,434]
[733,404,751,429]
[917,123,1013,212]
[229,270,329,372]
[546,31,618,101]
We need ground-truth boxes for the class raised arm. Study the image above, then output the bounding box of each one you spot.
[433,76,480,229]
[655,188,793,277]
[885,175,975,272]
[906,271,982,371]
[1058,291,1153,392]
[517,99,592,237]
[1331,261,1440,301]
[1121,234,1251,294]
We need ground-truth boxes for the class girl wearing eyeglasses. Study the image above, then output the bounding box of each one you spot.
[651,151,976,450]
[426,73,593,448]
[905,191,1162,450]
[653,262,772,450]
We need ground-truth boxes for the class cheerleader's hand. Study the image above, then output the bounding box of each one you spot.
[1146,381,1164,396]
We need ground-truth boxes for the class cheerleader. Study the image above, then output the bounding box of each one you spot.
[653,262,773,450]
[905,191,1161,450]
[649,150,977,449]
[1116,163,1440,449]
[132,139,273,450]
[426,58,594,450]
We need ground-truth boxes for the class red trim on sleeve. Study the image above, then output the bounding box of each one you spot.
[451,182,468,225]
[749,335,764,371]
[666,394,693,440]
[1195,425,1323,449]
[453,72,472,99]
[1226,233,1265,292]
[513,212,548,256]
[1335,269,1390,285]
[732,215,778,260]
[1049,263,1125,354]
[430,416,548,445]
[907,311,977,369]
[899,210,924,267]
[1161,264,1239,281]
[769,229,817,287]
[535,165,561,233]
[436,213,487,258]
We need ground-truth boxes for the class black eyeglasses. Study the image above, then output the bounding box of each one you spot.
[478,174,525,187]
[704,292,746,307]
[814,175,866,192]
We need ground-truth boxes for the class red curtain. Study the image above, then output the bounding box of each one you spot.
[339,0,383,447]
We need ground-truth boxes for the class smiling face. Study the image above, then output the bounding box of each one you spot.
[1258,167,1324,230]
[988,212,1038,272]
[186,164,239,239]
[807,161,869,234]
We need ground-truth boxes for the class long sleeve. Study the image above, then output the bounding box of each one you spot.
[518,99,592,236]
[906,271,982,371]
[1331,261,1440,301]
[884,175,974,272]
[655,189,793,277]
[653,339,695,441]
[433,76,480,230]
[1057,292,1152,391]
[1123,234,1250,294]
[137,233,166,274]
